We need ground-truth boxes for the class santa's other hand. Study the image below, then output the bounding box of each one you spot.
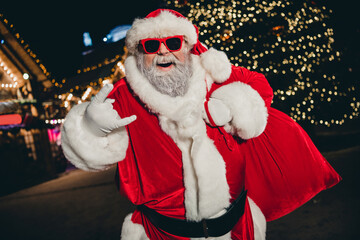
[203,98,232,127]
[83,84,137,137]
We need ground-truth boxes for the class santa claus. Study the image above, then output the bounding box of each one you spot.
[61,9,341,240]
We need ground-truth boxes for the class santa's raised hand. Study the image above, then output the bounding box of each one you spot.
[83,84,137,137]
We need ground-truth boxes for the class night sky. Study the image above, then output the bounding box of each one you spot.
[1,1,164,78]
[1,0,358,80]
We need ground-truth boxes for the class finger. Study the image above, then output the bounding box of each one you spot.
[104,98,115,104]
[114,115,137,128]
[93,84,113,103]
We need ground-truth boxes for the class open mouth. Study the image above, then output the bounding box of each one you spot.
[157,62,173,68]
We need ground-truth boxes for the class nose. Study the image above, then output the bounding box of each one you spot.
[157,43,170,55]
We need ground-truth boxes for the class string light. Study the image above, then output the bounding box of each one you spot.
[81,87,92,101]
[0,57,19,89]
[0,14,51,79]
[45,119,65,125]
[167,0,359,127]
[117,61,125,74]
[57,56,124,96]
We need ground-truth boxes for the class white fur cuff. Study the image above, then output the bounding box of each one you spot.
[211,82,268,139]
[61,103,129,171]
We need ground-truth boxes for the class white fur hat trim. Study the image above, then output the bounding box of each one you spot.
[125,10,197,55]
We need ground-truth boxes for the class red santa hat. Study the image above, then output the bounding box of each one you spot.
[125,9,232,83]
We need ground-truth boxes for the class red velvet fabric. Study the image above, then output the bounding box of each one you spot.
[242,107,341,221]
[107,65,341,239]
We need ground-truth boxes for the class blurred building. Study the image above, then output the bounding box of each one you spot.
[1,15,135,195]
[0,14,64,195]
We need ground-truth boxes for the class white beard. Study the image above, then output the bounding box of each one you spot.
[136,53,193,97]
[125,54,207,119]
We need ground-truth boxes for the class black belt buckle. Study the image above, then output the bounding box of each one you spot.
[201,219,209,238]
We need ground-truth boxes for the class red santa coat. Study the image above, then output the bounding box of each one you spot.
[107,64,341,240]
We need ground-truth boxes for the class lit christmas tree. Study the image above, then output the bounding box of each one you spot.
[165,0,359,127]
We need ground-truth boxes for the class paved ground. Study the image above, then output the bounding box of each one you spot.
[0,167,134,240]
[0,144,358,240]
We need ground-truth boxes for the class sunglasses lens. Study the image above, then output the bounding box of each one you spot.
[166,37,182,51]
[144,40,160,53]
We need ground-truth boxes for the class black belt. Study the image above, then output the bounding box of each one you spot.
[137,189,247,238]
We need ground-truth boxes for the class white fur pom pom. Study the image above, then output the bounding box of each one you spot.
[200,48,232,83]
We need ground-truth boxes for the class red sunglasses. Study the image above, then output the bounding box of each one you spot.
[139,35,184,54]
